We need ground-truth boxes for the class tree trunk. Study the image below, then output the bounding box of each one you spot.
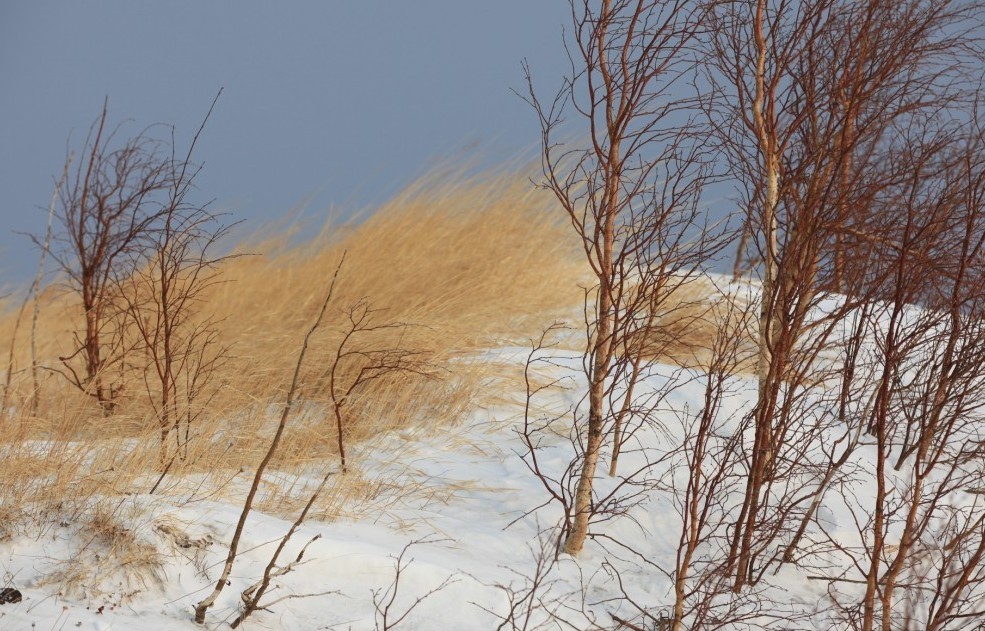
[564,253,614,555]
[565,117,618,554]
[733,217,752,280]
[733,0,780,590]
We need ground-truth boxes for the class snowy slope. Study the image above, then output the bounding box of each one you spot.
[1,335,972,630]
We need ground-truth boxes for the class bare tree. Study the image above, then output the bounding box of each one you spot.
[116,91,233,466]
[818,111,985,631]
[41,99,174,413]
[524,0,723,557]
[194,254,436,625]
[1,160,68,420]
[706,0,844,589]
[704,0,983,591]
[227,300,436,626]
[664,294,756,631]
[321,300,435,473]
[194,256,345,625]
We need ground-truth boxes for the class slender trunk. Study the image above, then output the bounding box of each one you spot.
[733,396,771,590]
[565,94,618,554]
[159,244,175,467]
[832,134,852,294]
[334,404,347,474]
[672,557,690,631]
[862,314,899,631]
[782,460,836,563]
[608,355,641,477]
[159,376,171,468]
[673,437,704,631]
[2,299,29,421]
[733,217,752,280]
[734,0,779,591]
[565,370,606,554]
[29,161,65,417]
[755,117,780,482]
[862,418,886,631]
[86,308,107,411]
[565,273,613,555]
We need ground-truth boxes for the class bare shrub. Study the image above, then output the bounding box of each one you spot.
[116,92,234,469]
[371,538,456,631]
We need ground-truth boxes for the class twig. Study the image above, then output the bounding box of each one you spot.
[193,253,345,624]
[373,537,455,630]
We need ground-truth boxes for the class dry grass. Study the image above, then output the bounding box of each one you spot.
[211,167,585,392]
[38,498,165,604]
[0,164,751,608]
[0,167,586,539]
[636,275,758,372]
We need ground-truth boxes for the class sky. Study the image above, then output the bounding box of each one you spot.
[0,1,569,283]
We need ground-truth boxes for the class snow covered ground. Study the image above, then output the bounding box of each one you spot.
[0,347,717,630]
[2,334,982,630]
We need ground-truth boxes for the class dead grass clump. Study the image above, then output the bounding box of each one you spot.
[251,466,389,521]
[0,502,15,542]
[633,275,758,372]
[40,499,164,604]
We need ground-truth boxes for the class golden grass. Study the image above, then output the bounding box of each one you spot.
[0,161,753,582]
[38,498,165,603]
[0,167,587,538]
[637,275,758,373]
[212,168,585,391]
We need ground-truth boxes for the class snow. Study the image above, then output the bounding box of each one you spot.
[1,327,981,629]
[0,350,616,629]
[0,350,807,630]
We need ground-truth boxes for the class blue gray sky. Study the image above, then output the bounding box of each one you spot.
[0,2,568,282]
